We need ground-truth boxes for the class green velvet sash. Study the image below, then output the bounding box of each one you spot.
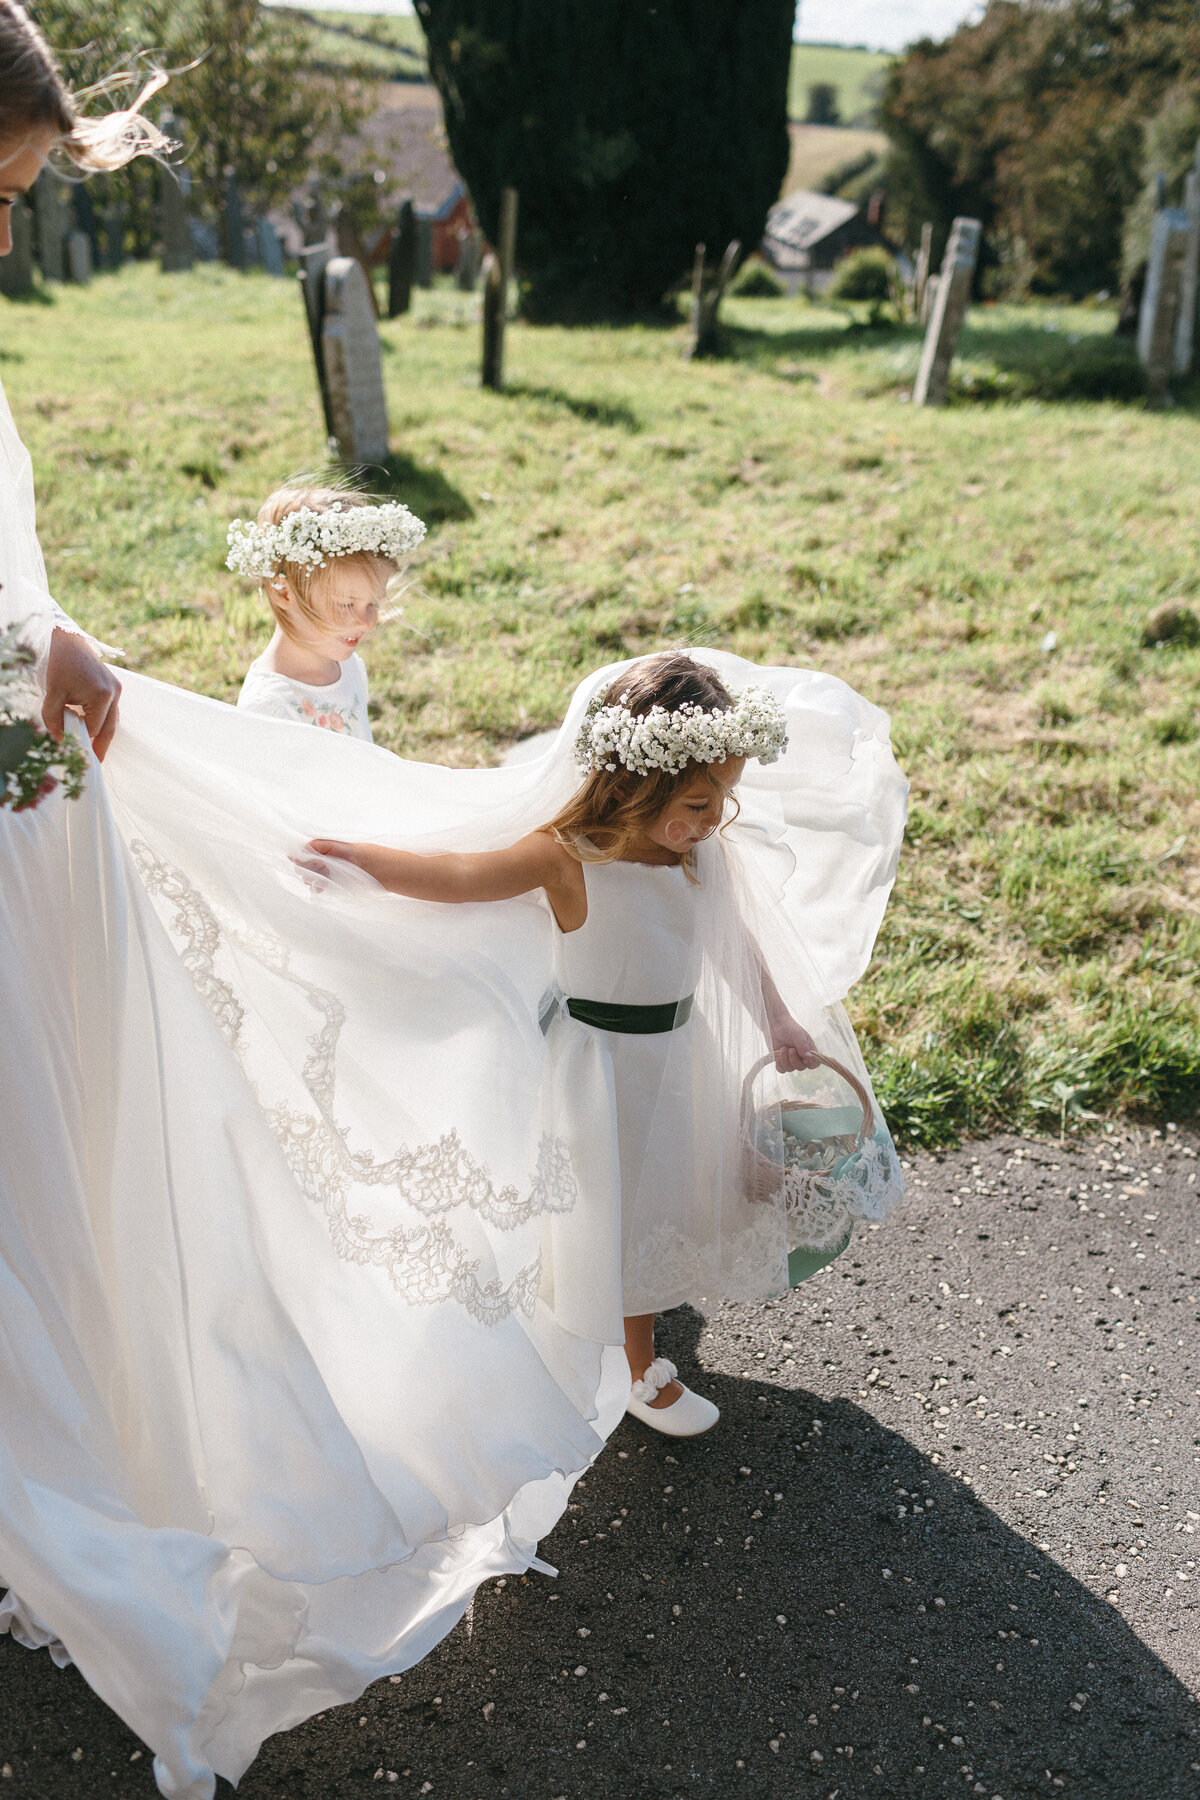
[565,994,694,1035]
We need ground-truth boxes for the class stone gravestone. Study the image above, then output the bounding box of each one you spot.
[481,186,518,391]
[72,184,100,269]
[321,256,389,465]
[1172,140,1200,377]
[222,172,246,270]
[0,196,34,296]
[66,229,92,284]
[387,199,415,317]
[456,228,480,291]
[102,205,125,271]
[689,238,740,359]
[1137,206,1189,405]
[32,168,66,282]
[159,157,193,273]
[258,218,285,277]
[913,220,933,320]
[189,218,220,262]
[298,243,335,441]
[913,215,982,407]
[335,206,379,317]
[415,215,433,289]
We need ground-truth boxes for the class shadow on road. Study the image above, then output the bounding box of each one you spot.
[1,1304,1196,1799]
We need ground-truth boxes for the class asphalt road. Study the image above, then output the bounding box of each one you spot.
[2,1126,1198,1800]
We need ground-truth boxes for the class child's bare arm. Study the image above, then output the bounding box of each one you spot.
[307,830,586,928]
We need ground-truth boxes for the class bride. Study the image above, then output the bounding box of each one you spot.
[0,14,629,1798]
[0,8,907,1796]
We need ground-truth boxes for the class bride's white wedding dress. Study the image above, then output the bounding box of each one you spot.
[0,371,907,1797]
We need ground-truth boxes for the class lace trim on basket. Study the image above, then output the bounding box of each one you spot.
[131,840,577,1324]
[782,1132,905,1253]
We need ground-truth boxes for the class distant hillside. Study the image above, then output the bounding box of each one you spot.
[278,7,428,78]
[283,15,890,122]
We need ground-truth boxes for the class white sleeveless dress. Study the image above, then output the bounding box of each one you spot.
[543,844,774,1317]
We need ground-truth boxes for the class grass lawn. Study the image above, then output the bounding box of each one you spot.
[3,266,1197,1144]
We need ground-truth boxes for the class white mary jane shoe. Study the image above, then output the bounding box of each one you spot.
[625,1357,719,1438]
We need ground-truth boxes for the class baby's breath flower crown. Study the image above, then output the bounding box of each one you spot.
[225,501,426,582]
[575,684,788,777]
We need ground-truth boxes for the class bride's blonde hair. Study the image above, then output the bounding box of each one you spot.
[0,1,169,173]
[547,652,740,876]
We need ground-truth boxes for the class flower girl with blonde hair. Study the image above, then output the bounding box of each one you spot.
[230,484,424,740]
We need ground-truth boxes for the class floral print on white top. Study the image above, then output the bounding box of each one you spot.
[236,652,372,742]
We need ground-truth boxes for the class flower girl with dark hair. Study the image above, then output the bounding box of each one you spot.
[308,648,908,1436]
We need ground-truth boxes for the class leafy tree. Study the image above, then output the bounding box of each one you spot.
[414,0,795,321]
[878,0,1200,298]
[30,0,360,250]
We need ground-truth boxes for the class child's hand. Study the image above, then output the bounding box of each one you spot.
[772,1017,820,1073]
[303,838,362,871]
[289,839,362,889]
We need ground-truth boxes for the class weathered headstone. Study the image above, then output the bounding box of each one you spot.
[321,255,389,464]
[1172,140,1200,377]
[0,196,34,296]
[102,205,126,271]
[258,217,285,277]
[222,171,246,270]
[481,187,518,391]
[1137,205,1189,405]
[159,146,193,273]
[335,206,379,317]
[71,184,100,269]
[189,218,220,262]
[298,243,335,440]
[66,229,92,285]
[32,168,66,282]
[304,192,329,248]
[388,199,415,317]
[415,215,433,288]
[913,220,933,320]
[456,228,480,291]
[689,238,740,359]
[913,215,982,407]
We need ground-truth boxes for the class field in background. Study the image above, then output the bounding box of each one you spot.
[784,124,888,196]
[788,41,891,124]
[289,15,891,127]
[4,267,1197,1143]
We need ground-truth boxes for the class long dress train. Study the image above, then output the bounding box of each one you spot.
[1,373,906,1797]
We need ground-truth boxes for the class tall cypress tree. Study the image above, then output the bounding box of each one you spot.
[415,0,795,321]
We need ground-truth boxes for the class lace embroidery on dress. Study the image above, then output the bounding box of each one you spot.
[129,842,244,1049]
[622,1214,787,1315]
[131,841,578,1324]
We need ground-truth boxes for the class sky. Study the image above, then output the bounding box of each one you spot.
[266,0,986,56]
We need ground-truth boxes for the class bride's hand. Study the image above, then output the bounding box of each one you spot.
[772,1017,820,1073]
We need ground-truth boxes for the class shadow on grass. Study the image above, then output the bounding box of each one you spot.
[0,286,54,310]
[723,307,1166,407]
[722,314,916,370]
[504,381,643,433]
[357,452,474,525]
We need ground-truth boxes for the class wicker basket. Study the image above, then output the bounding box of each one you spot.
[741,1050,874,1207]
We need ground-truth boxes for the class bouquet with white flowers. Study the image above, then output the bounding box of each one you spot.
[0,623,88,811]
